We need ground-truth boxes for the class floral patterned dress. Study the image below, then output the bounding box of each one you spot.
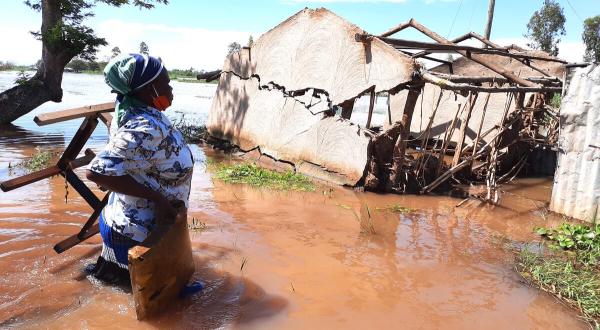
[88,106,194,243]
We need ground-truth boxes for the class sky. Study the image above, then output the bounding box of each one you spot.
[0,0,597,70]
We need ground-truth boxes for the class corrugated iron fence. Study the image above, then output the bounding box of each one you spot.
[550,64,600,222]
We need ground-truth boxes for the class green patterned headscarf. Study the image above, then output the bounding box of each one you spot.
[103,53,164,126]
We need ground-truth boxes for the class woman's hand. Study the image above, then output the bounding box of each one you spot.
[86,170,177,225]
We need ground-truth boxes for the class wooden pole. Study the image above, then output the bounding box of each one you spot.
[421,72,561,93]
[387,95,392,125]
[452,92,479,167]
[471,93,491,168]
[405,20,538,87]
[484,0,495,47]
[436,100,464,175]
[366,87,376,129]
[340,99,355,120]
[388,87,421,190]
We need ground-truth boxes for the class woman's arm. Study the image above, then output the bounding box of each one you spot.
[86,170,176,224]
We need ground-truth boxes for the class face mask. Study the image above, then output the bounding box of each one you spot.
[152,84,171,111]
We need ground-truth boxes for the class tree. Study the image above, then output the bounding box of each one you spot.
[139,41,149,55]
[111,46,121,58]
[67,58,88,72]
[0,1,167,125]
[582,16,600,63]
[247,35,254,47]
[227,42,241,55]
[524,0,566,57]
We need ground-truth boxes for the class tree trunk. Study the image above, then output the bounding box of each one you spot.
[0,80,53,124]
[0,0,73,125]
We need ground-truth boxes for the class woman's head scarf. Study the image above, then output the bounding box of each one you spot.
[103,53,164,126]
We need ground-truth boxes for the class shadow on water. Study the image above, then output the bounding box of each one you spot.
[0,124,66,148]
[145,243,288,328]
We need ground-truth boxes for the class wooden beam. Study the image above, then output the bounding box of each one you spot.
[377,37,567,64]
[421,72,561,93]
[0,166,62,192]
[471,93,491,165]
[339,99,354,120]
[34,102,114,126]
[388,87,421,190]
[98,112,112,129]
[365,87,376,129]
[422,116,518,193]
[379,20,413,38]
[53,224,99,253]
[429,72,561,85]
[61,170,102,210]
[0,149,96,192]
[58,116,98,165]
[197,69,222,82]
[452,93,478,167]
[411,32,500,61]
[400,20,539,87]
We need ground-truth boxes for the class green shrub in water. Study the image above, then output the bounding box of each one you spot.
[214,163,314,191]
[12,148,53,173]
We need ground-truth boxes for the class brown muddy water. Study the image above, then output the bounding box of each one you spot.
[0,119,588,329]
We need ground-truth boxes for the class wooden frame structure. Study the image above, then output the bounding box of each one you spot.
[356,19,566,201]
[1,103,114,252]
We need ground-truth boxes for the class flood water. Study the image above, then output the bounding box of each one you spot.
[0,72,588,329]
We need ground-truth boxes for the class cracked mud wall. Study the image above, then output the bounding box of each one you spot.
[206,8,416,185]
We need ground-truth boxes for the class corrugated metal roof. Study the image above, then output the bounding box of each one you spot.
[550,64,600,222]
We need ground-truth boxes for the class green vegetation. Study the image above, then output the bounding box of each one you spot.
[0,61,32,72]
[536,223,600,266]
[524,0,566,57]
[169,68,218,84]
[583,16,600,63]
[15,70,31,85]
[376,204,415,214]
[550,93,562,109]
[518,222,600,327]
[172,116,208,144]
[11,148,54,173]
[213,163,315,191]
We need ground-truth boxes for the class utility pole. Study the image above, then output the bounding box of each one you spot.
[484,0,495,47]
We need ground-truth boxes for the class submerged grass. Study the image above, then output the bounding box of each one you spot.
[213,163,315,192]
[376,204,415,214]
[517,222,600,328]
[10,148,54,173]
[172,116,208,144]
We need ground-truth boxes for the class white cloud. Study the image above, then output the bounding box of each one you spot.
[0,25,42,65]
[96,20,258,70]
[493,37,585,63]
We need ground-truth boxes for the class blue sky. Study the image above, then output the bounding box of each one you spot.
[0,0,597,69]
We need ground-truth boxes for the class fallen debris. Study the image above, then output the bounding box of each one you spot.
[206,8,570,204]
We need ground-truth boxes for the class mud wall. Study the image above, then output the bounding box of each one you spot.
[550,64,600,222]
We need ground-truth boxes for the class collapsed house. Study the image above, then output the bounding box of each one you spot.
[205,8,569,203]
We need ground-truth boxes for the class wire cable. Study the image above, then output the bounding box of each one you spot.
[447,0,465,38]
[565,0,583,23]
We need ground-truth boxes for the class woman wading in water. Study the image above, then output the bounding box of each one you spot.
[86,54,194,285]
